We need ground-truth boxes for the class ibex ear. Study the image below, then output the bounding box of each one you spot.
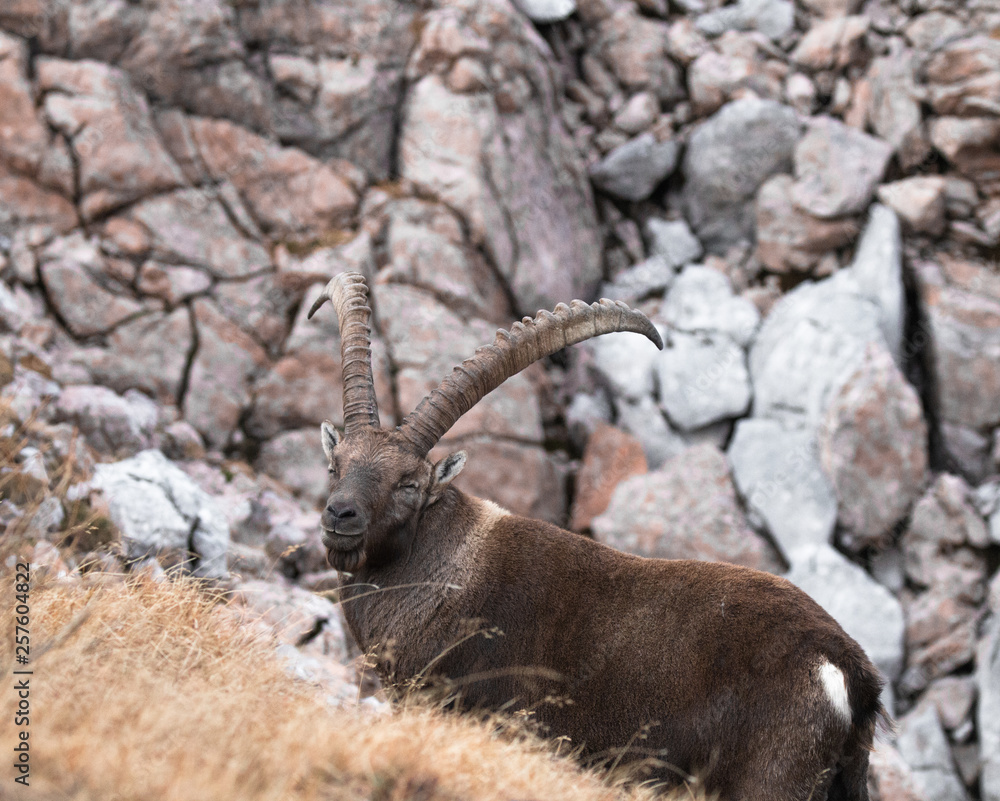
[321,420,340,464]
[429,451,466,501]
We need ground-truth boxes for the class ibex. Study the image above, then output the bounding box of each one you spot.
[309,271,887,801]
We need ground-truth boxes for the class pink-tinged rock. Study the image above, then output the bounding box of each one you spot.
[867,47,930,170]
[613,91,659,135]
[876,176,947,236]
[902,586,979,692]
[791,15,868,71]
[0,32,52,178]
[868,741,931,801]
[687,50,751,116]
[399,3,601,312]
[904,12,965,53]
[214,273,306,354]
[231,579,350,663]
[569,423,647,532]
[115,0,270,135]
[248,343,388,442]
[800,0,861,16]
[137,262,212,306]
[375,282,543,444]
[37,58,185,220]
[406,6,491,76]
[902,475,989,592]
[596,7,684,103]
[430,438,566,525]
[81,307,193,405]
[102,217,151,257]
[667,19,710,66]
[785,73,817,114]
[255,428,329,506]
[925,36,1000,118]
[39,243,145,338]
[0,1,46,38]
[915,260,1000,434]
[592,443,782,572]
[185,299,269,449]
[791,115,893,219]
[0,164,78,240]
[304,54,403,182]
[923,675,977,732]
[930,117,1000,183]
[897,476,987,694]
[818,342,927,549]
[755,174,859,274]
[156,113,357,240]
[380,197,511,323]
[936,252,1000,304]
[53,384,158,458]
[269,54,319,104]
[125,189,271,279]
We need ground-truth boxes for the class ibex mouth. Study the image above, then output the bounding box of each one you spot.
[323,535,366,572]
[322,529,363,547]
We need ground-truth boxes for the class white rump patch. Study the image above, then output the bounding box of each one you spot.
[818,660,851,723]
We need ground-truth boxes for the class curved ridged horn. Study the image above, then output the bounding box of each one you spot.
[308,271,380,433]
[398,298,664,456]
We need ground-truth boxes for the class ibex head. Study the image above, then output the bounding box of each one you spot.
[309,271,662,572]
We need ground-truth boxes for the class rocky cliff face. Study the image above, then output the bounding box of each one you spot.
[2,1,999,798]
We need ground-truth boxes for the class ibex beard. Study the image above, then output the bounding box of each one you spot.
[309,271,889,801]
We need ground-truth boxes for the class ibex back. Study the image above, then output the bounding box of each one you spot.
[309,272,888,801]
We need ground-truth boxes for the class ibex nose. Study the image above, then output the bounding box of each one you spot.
[326,501,357,521]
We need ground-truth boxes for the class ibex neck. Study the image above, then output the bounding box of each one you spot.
[338,490,503,679]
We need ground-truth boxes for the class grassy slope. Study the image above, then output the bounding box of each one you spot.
[0,572,683,801]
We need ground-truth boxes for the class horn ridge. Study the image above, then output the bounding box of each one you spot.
[397,297,663,455]
[310,271,380,433]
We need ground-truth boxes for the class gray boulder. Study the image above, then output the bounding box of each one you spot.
[53,384,158,458]
[785,545,905,684]
[588,133,680,202]
[696,0,795,41]
[601,255,675,302]
[513,0,577,22]
[656,331,752,431]
[896,701,970,801]
[848,205,904,362]
[92,449,230,578]
[979,610,1000,801]
[682,97,801,251]
[255,428,329,506]
[972,481,1000,545]
[749,271,886,429]
[644,218,703,270]
[658,264,760,347]
[589,329,662,402]
[613,395,688,469]
[727,418,837,563]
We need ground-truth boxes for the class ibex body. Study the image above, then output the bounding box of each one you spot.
[310,272,887,801]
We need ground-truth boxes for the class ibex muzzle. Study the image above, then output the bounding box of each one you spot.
[309,271,888,801]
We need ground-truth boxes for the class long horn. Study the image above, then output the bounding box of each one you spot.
[308,271,380,433]
[397,298,664,456]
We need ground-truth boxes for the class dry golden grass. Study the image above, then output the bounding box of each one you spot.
[0,573,690,801]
